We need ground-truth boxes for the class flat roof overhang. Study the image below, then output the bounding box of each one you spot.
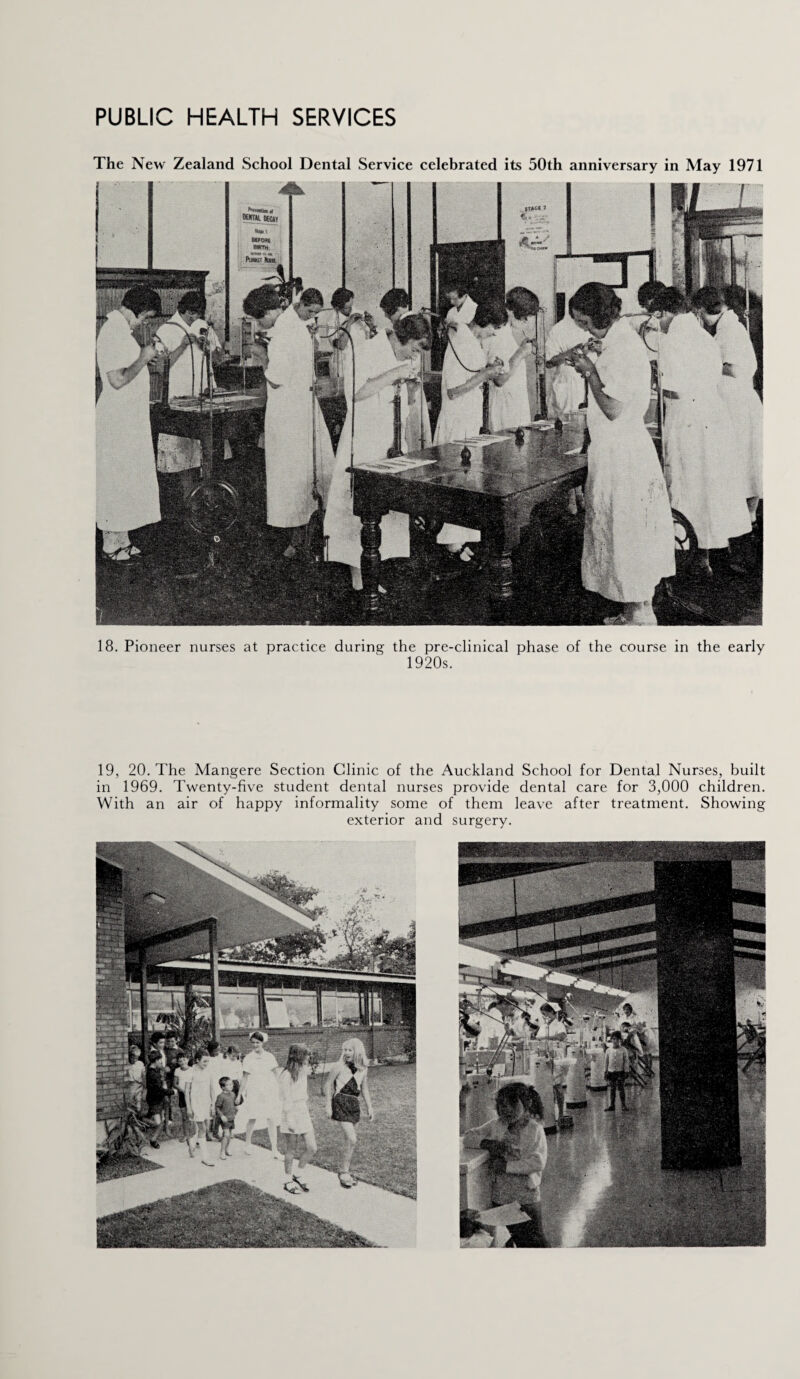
[97,842,313,962]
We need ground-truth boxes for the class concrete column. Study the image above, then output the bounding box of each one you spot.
[655,860,741,1169]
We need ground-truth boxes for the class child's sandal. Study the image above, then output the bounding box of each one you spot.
[283,1180,302,1195]
[338,1173,357,1188]
[293,1176,310,1192]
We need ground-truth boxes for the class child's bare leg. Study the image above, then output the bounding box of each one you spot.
[298,1129,317,1170]
[268,1119,280,1157]
[340,1122,357,1175]
[198,1122,214,1165]
[243,1118,255,1154]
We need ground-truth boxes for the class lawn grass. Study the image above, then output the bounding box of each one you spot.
[97,1180,373,1248]
[96,1154,163,1184]
[249,1063,417,1198]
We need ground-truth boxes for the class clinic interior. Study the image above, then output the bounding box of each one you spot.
[96,179,762,627]
[459,842,765,1248]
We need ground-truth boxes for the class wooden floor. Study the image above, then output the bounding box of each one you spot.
[97,456,763,628]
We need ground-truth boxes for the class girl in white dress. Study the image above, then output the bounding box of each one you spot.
[693,285,763,521]
[96,284,163,561]
[568,283,675,625]
[278,1044,317,1195]
[324,313,431,591]
[434,300,507,551]
[235,1030,281,1158]
[653,286,750,575]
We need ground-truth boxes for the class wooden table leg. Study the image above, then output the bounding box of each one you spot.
[484,526,515,619]
[360,511,383,622]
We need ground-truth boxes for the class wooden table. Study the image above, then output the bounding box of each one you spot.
[151,390,264,481]
[351,421,588,620]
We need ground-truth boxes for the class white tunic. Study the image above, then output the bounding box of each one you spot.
[545,316,589,417]
[715,309,763,501]
[324,330,411,571]
[661,313,750,548]
[433,324,489,544]
[96,311,161,532]
[155,314,227,473]
[264,306,334,528]
[485,322,531,430]
[237,1048,280,1128]
[582,318,675,603]
[445,294,477,326]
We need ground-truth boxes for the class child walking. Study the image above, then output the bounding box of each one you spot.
[278,1045,317,1195]
[462,1082,549,1247]
[187,1050,216,1166]
[605,1031,630,1111]
[213,1076,237,1159]
[172,1050,195,1155]
[145,1049,168,1149]
[325,1038,374,1189]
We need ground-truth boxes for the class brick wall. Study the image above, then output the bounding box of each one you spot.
[96,859,127,1129]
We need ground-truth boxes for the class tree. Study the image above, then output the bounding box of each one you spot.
[222,869,327,965]
[372,922,415,975]
[327,887,386,969]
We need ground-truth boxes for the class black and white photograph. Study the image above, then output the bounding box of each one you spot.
[96,842,416,1247]
[95,180,763,628]
[458,842,765,1247]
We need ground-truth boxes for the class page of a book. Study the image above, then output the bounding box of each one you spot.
[3,2,797,1376]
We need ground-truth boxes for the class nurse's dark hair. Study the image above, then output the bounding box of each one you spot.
[394,312,431,347]
[637,279,665,311]
[506,286,539,319]
[474,300,508,329]
[380,287,410,315]
[569,282,621,329]
[120,284,162,317]
[723,284,747,314]
[652,285,688,315]
[692,285,724,313]
[300,287,324,308]
[243,285,283,318]
[447,277,470,296]
[331,287,354,311]
[177,289,206,315]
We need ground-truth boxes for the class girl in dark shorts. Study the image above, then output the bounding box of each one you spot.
[325,1038,374,1188]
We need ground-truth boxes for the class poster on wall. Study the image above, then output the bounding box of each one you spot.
[519,202,551,252]
[238,202,282,271]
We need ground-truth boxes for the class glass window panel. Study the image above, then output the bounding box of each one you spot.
[219,992,260,1030]
[264,995,289,1028]
[372,993,383,1025]
[285,993,318,1028]
[337,994,361,1027]
[321,994,338,1026]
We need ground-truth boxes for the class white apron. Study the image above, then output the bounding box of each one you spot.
[486,321,532,430]
[545,316,589,418]
[324,331,411,571]
[433,324,486,544]
[661,313,751,548]
[715,309,763,501]
[582,319,675,603]
[96,311,161,532]
[264,307,334,528]
[155,314,230,472]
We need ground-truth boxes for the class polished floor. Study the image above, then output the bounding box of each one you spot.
[543,1065,765,1247]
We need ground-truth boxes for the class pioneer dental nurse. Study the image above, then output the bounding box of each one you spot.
[96,284,163,562]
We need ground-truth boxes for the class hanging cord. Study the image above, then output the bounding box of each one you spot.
[155,318,198,397]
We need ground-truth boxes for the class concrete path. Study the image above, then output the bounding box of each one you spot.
[97,1138,415,1248]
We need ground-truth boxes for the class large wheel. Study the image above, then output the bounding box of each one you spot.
[671,508,698,561]
[185,480,240,538]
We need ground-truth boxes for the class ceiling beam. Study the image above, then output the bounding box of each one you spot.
[460,889,655,940]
